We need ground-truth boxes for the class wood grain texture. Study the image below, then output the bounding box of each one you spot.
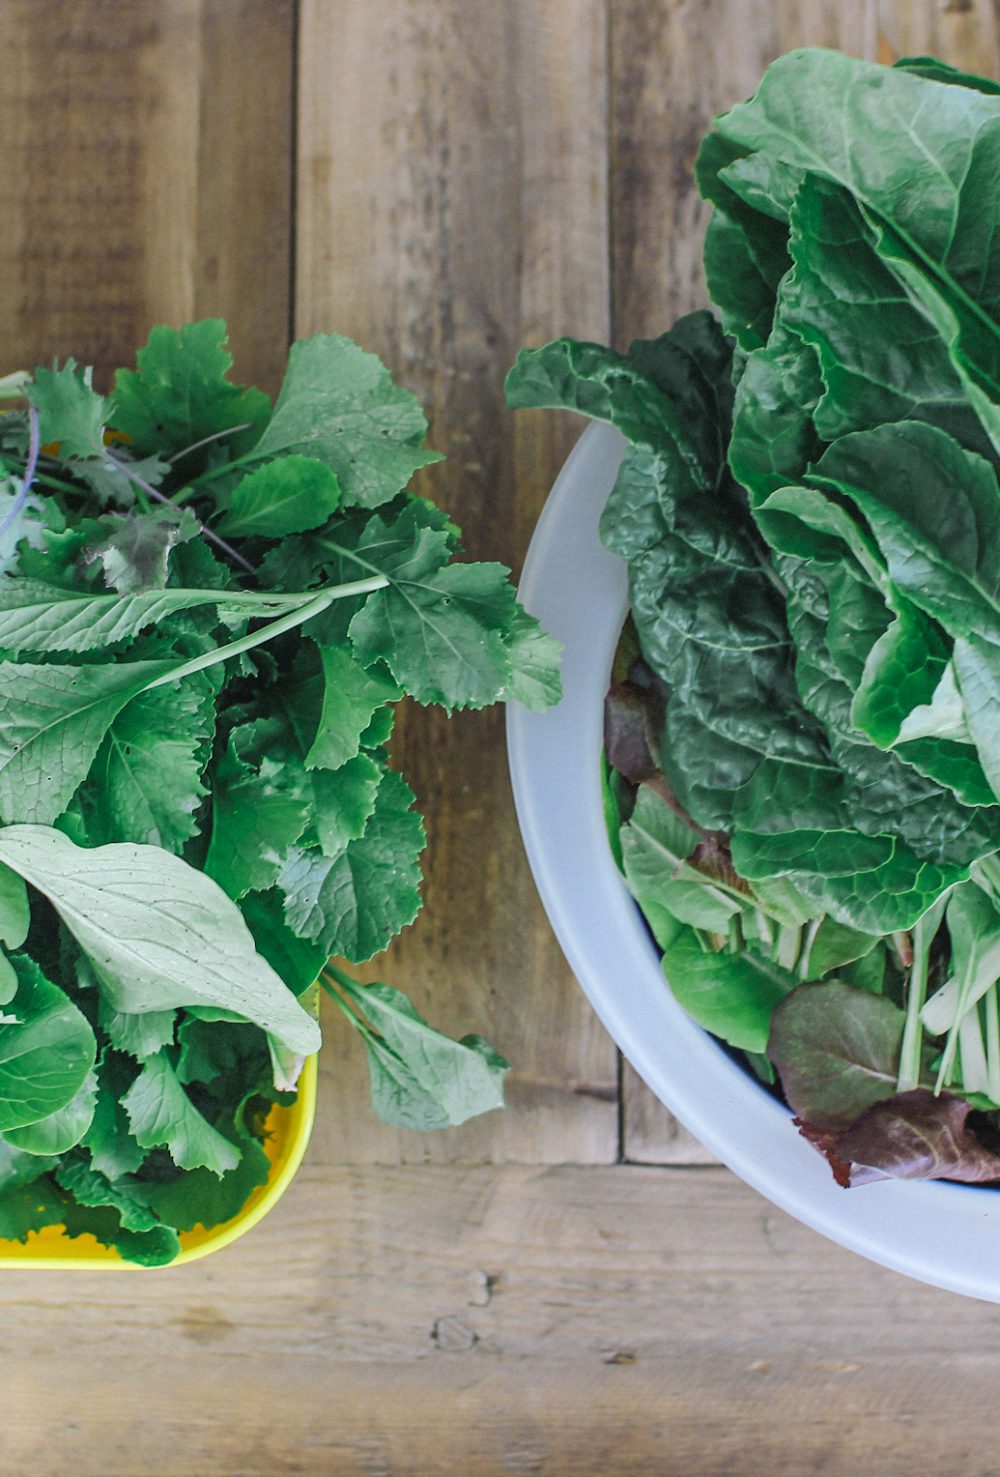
[0,0,293,391]
[298,0,618,1165]
[5,1163,1000,1476]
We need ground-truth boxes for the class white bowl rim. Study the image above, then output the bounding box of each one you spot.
[506,420,1000,1304]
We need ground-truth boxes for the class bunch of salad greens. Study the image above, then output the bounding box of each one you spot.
[507,48,1000,1188]
[0,319,560,1263]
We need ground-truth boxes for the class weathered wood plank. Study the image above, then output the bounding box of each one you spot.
[610,0,998,1161]
[3,1163,1000,1475]
[298,0,618,1164]
[0,0,293,390]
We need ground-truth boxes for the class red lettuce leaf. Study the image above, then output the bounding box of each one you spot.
[797,1090,1000,1186]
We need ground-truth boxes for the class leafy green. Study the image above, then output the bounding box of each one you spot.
[510,46,1000,1190]
[0,318,557,1260]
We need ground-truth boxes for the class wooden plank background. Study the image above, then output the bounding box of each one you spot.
[2,2,1000,1473]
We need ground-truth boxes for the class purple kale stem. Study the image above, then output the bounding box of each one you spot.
[105,451,256,575]
[0,403,41,539]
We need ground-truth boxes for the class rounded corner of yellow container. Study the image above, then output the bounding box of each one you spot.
[0,1052,319,1272]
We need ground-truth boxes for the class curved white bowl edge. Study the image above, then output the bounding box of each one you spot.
[506,420,1000,1304]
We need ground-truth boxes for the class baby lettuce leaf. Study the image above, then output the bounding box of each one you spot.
[121,1052,241,1176]
[662,932,796,1052]
[26,361,109,461]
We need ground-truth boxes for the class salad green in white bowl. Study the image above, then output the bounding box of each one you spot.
[507,47,1000,1300]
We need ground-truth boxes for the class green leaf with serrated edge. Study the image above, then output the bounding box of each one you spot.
[239,889,329,998]
[250,334,441,508]
[662,931,796,1053]
[0,580,317,655]
[280,769,425,962]
[0,826,321,1064]
[111,319,270,459]
[620,786,742,933]
[83,1056,147,1180]
[0,482,51,576]
[122,1051,240,1175]
[55,1157,180,1266]
[174,1018,272,1092]
[140,1124,271,1234]
[99,998,176,1061]
[0,955,97,1131]
[306,641,400,768]
[204,737,309,901]
[333,975,507,1130]
[86,670,218,853]
[502,607,563,710]
[26,361,108,460]
[309,754,383,856]
[347,558,516,711]
[0,658,174,826]
[0,1174,69,1244]
[216,455,341,538]
[4,1070,98,1155]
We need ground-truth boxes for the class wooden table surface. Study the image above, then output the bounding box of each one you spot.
[3,4,1000,1474]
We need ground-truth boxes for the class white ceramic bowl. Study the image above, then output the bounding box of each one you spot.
[507,420,1000,1302]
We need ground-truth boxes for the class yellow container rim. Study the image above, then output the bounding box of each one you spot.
[0,1052,318,1270]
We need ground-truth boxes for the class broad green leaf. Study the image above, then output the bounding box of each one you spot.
[309,754,383,856]
[27,361,107,460]
[0,863,29,951]
[729,326,824,506]
[661,932,796,1053]
[99,1000,176,1061]
[251,333,441,508]
[306,641,399,768]
[140,1128,271,1233]
[952,635,1000,803]
[0,826,321,1063]
[204,742,309,900]
[0,657,173,825]
[122,1051,240,1175]
[335,975,508,1130]
[807,423,1000,646]
[280,769,425,962]
[4,1070,98,1155]
[0,1137,58,1195]
[111,319,270,459]
[216,456,342,538]
[83,1056,147,1180]
[86,671,217,852]
[349,559,515,711]
[0,955,97,1131]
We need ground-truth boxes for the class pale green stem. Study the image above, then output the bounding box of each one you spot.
[987,985,1000,1105]
[775,924,801,973]
[141,576,388,692]
[897,913,932,1092]
[796,917,823,981]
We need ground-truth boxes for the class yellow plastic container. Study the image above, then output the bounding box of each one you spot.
[0,1053,318,1270]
